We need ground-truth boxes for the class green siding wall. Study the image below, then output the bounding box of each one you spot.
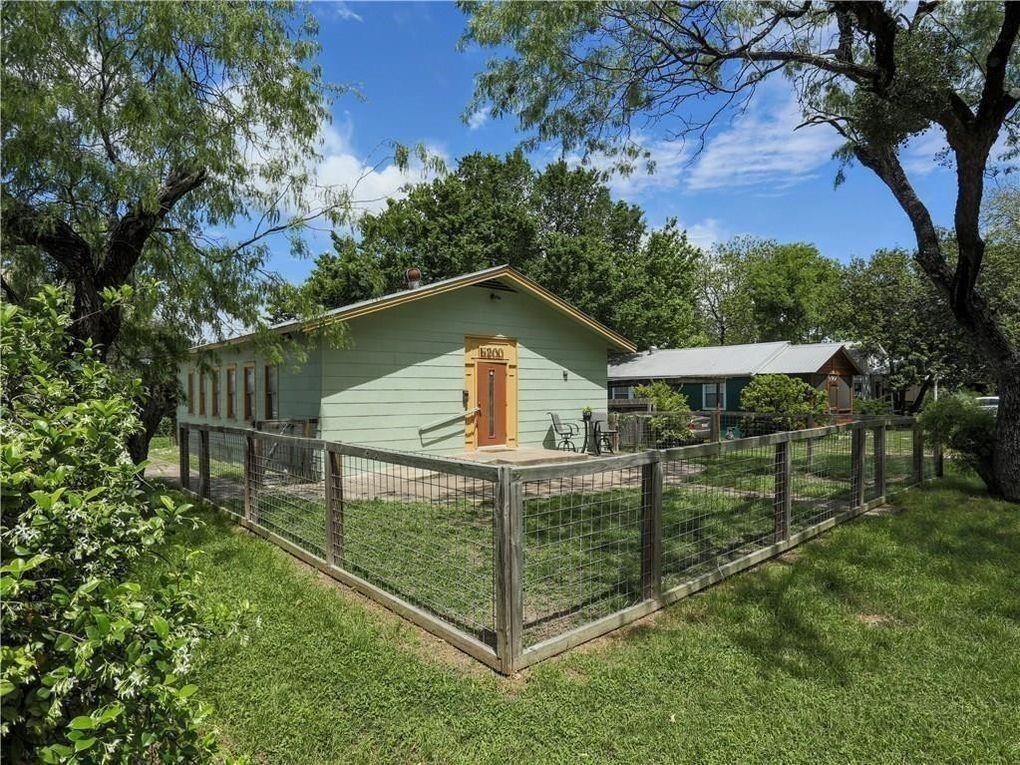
[318,286,609,454]
[177,341,321,428]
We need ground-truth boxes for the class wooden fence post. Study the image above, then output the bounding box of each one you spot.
[640,454,664,601]
[912,422,924,484]
[872,425,886,500]
[805,413,815,469]
[198,428,211,499]
[850,425,865,508]
[773,439,792,541]
[179,425,190,491]
[244,434,256,524]
[934,440,944,478]
[494,467,523,673]
[324,448,344,568]
[710,410,721,442]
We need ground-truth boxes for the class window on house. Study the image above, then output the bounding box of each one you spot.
[243,365,256,420]
[610,385,633,400]
[264,365,279,420]
[703,382,726,410]
[211,369,220,417]
[187,371,194,414]
[198,372,206,416]
[226,367,236,419]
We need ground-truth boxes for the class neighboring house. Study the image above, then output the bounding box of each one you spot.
[177,265,635,455]
[608,341,864,414]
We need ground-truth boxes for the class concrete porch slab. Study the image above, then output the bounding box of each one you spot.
[456,447,589,466]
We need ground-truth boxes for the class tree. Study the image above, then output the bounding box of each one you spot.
[837,249,989,411]
[283,152,706,349]
[697,237,842,344]
[463,2,1020,499]
[1,2,353,459]
[740,374,828,417]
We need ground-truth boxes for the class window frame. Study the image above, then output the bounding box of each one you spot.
[210,368,220,417]
[702,382,726,411]
[243,365,256,421]
[187,371,195,415]
[198,371,206,416]
[264,364,279,420]
[226,366,236,419]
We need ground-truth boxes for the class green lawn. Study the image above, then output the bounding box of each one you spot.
[155,473,1020,763]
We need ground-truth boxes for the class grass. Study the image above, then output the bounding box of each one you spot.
[154,472,1020,763]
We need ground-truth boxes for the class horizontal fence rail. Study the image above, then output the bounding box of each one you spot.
[176,414,938,674]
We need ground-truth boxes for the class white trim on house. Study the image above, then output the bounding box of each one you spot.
[703,382,726,410]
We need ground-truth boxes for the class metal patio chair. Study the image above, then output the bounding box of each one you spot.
[591,412,618,454]
[548,412,579,451]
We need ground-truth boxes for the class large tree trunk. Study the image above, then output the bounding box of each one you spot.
[127,379,177,466]
[991,374,1020,499]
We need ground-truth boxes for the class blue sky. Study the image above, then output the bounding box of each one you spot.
[269,1,962,283]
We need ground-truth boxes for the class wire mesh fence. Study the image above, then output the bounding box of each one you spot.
[660,442,776,590]
[519,467,645,647]
[177,414,932,673]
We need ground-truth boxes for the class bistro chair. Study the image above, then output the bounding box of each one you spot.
[548,412,579,451]
[591,412,618,454]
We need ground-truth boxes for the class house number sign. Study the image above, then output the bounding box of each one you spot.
[479,346,505,360]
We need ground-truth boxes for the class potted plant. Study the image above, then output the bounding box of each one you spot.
[581,406,592,422]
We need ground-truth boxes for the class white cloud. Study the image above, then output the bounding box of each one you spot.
[467,106,489,131]
[331,2,362,22]
[901,128,951,176]
[311,120,445,217]
[686,94,843,192]
[681,218,726,250]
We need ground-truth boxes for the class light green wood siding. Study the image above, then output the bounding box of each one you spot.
[319,285,608,454]
[177,341,321,428]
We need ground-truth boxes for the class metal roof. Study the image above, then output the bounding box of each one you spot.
[608,341,860,380]
[192,264,636,353]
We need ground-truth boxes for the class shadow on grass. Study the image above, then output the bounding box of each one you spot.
[680,473,1019,685]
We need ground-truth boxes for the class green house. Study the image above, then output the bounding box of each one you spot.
[608,341,863,415]
[177,265,635,455]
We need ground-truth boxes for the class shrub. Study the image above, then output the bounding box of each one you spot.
[0,288,218,762]
[854,396,892,415]
[741,375,828,416]
[633,382,694,446]
[919,392,995,484]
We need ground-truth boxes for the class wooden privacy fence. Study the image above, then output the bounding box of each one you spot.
[177,416,940,674]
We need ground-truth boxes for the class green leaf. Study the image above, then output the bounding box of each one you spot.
[178,684,199,699]
[151,615,170,639]
[69,715,97,730]
[75,736,97,752]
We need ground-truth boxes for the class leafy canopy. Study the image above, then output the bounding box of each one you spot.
[0,288,223,762]
[280,151,706,349]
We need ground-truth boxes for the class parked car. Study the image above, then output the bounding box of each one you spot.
[975,396,999,414]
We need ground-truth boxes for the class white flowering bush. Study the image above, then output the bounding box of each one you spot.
[1,288,218,762]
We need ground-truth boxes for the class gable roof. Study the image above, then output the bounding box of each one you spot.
[193,264,636,353]
[608,341,861,380]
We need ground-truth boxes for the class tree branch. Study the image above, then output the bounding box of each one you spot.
[96,166,208,288]
[978,0,1020,124]
[1,192,94,282]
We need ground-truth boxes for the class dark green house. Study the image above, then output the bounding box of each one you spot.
[608,341,863,415]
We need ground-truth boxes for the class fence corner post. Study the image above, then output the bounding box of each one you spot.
[324,447,344,568]
[179,424,190,491]
[773,438,792,541]
[244,433,256,524]
[495,466,523,674]
[912,421,924,484]
[873,424,886,501]
[198,428,211,499]
[934,439,944,478]
[640,453,664,601]
[850,424,865,509]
